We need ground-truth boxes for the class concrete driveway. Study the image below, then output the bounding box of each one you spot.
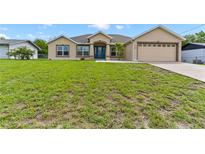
[150,62,205,82]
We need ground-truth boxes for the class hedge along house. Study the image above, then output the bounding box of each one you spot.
[47,25,185,62]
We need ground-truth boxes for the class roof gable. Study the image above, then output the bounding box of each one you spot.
[47,35,78,44]
[126,25,185,44]
[87,31,112,39]
[71,34,131,43]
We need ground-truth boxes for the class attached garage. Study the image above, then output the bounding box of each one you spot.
[137,42,177,62]
[125,25,185,62]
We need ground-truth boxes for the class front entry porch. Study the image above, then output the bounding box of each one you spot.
[91,42,110,60]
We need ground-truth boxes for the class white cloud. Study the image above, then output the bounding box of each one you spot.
[116,25,124,30]
[125,24,131,29]
[16,34,21,38]
[0,33,9,39]
[58,30,64,34]
[40,34,51,40]
[27,34,35,39]
[88,24,110,30]
[27,33,51,40]
[0,26,8,31]
[38,24,53,30]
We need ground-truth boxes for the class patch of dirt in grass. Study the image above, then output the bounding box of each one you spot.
[158,108,170,116]
[115,110,124,125]
[19,118,35,127]
[167,98,181,107]
[165,96,181,106]
[137,91,150,104]
[33,112,57,127]
[141,114,149,129]
[35,120,55,128]
[51,95,61,102]
[170,100,180,106]
[176,122,190,129]
[15,102,27,110]
[189,81,205,90]
[67,90,74,97]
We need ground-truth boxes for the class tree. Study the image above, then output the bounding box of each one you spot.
[33,39,48,54]
[183,31,205,45]
[6,50,18,59]
[0,36,6,40]
[114,43,125,60]
[7,46,34,60]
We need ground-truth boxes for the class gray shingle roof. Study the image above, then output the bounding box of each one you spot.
[71,34,91,43]
[0,39,27,45]
[71,34,132,43]
[0,39,41,50]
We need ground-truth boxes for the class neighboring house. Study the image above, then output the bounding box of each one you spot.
[47,25,185,62]
[182,43,205,64]
[0,39,40,59]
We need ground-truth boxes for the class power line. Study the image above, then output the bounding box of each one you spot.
[180,24,205,35]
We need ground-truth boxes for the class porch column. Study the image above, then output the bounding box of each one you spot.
[106,44,110,60]
[90,44,94,59]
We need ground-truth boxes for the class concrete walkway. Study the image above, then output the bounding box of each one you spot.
[96,60,140,63]
[150,62,205,82]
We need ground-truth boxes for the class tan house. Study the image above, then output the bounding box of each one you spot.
[47,25,185,62]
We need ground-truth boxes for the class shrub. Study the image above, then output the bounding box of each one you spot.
[7,51,18,59]
[114,43,125,60]
[7,46,34,60]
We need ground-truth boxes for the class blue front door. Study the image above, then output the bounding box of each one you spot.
[94,46,106,59]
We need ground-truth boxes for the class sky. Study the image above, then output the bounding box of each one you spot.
[0,24,204,41]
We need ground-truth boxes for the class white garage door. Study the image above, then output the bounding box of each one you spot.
[138,43,177,62]
[0,45,9,59]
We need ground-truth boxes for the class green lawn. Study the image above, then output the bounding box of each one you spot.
[0,60,205,128]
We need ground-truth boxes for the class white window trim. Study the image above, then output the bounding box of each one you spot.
[56,45,69,56]
[77,45,90,56]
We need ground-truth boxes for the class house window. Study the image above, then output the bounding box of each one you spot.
[77,45,90,56]
[157,44,161,47]
[172,44,176,47]
[110,46,117,57]
[162,44,166,47]
[167,44,170,47]
[56,45,69,56]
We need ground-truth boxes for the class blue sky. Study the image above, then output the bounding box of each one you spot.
[0,24,204,41]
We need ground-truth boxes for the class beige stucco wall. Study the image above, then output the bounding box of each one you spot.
[89,34,111,44]
[48,37,77,60]
[125,42,133,61]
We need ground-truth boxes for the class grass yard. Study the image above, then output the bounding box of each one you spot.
[1,60,205,128]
